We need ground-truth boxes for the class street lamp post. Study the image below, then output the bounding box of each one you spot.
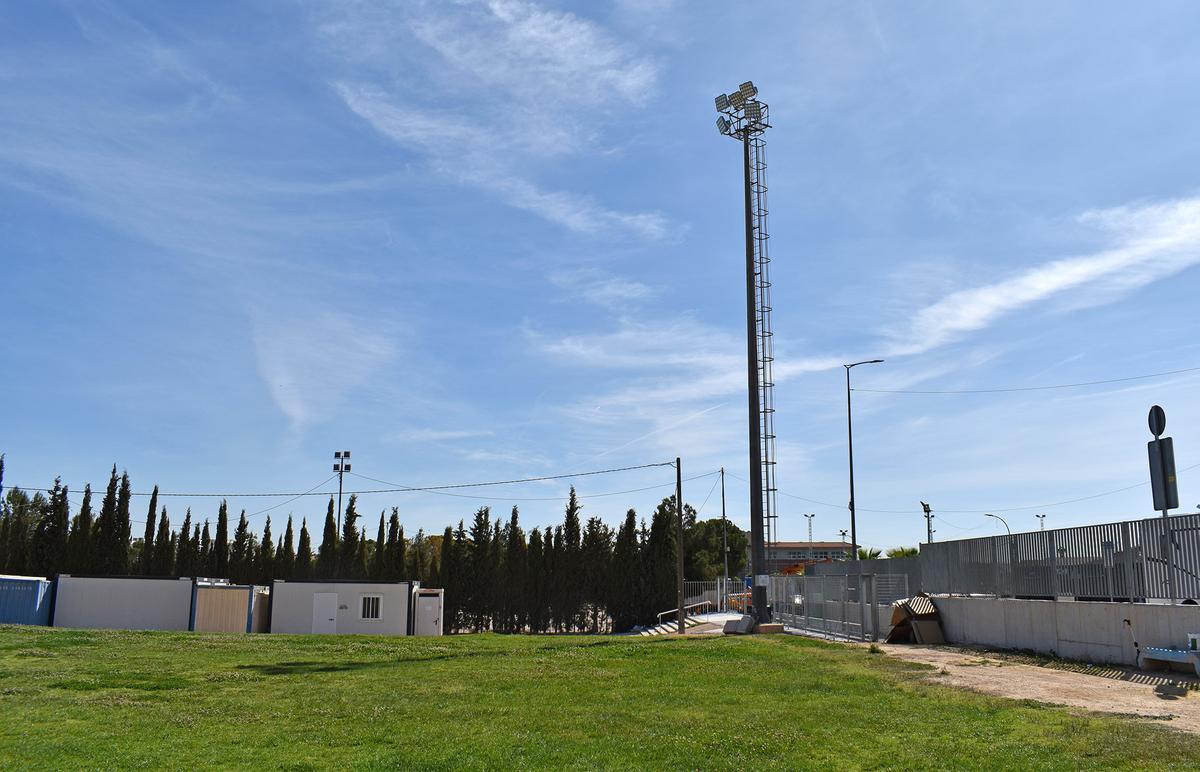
[985,512,1011,536]
[1036,514,1046,531]
[333,451,352,533]
[845,359,883,560]
[804,513,815,558]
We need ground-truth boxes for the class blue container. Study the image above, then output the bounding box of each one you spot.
[0,575,53,626]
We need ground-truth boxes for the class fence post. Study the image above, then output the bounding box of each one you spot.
[1047,531,1058,599]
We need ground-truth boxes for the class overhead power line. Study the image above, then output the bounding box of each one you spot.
[345,469,719,503]
[853,366,1200,395]
[724,462,1200,515]
[9,461,678,502]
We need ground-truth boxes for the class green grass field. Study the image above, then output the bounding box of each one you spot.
[1,627,1196,769]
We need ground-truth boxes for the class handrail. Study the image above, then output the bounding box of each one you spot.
[656,600,712,626]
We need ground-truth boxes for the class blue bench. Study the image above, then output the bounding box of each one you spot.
[1140,647,1200,677]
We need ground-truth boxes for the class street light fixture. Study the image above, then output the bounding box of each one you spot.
[985,513,1011,537]
[845,359,884,561]
[1036,513,1046,531]
[803,513,816,558]
[333,450,352,533]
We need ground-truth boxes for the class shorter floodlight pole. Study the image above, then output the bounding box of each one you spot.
[720,467,729,610]
[676,457,686,634]
[333,450,352,533]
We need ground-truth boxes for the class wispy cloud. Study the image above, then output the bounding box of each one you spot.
[319,1,669,238]
[548,268,654,307]
[388,428,496,444]
[887,196,1200,356]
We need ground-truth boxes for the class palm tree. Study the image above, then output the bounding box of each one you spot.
[857,547,882,560]
[885,546,919,558]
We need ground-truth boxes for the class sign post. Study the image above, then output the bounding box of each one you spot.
[1147,405,1179,603]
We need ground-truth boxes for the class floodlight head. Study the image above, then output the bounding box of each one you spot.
[333,463,341,471]
[921,501,931,514]
[343,450,351,458]
[739,81,757,99]
[744,101,761,121]
[715,93,730,111]
[716,116,731,135]
[344,463,351,471]
[334,451,342,458]
[728,91,745,109]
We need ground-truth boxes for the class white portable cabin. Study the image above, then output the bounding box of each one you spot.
[269,580,418,635]
[413,587,444,636]
[52,575,193,631]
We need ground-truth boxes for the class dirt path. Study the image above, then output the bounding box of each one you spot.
[881,644,1200,733]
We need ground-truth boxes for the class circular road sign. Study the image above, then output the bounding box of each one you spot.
[1148,405,1167,438]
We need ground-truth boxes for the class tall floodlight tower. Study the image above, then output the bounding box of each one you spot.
[716,81,776,622]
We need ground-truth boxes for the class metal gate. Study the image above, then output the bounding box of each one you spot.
[768,573,909,641]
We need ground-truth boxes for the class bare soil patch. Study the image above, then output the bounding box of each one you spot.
[880,643,1200,733]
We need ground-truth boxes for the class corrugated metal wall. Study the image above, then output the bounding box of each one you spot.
[0,575,53,626]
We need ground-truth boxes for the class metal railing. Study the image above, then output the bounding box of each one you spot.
[683,579,744,613]
[656,600,712,627]
[921,513,1200,602]
[768,573,909,641]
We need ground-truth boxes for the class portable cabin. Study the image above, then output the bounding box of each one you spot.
[192,581,270,633]
[52,575,193,631]
[0,574,54,626]
[412,587,444,636]
[269,580,417,635]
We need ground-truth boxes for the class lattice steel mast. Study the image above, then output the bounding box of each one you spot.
[716,81,777,622]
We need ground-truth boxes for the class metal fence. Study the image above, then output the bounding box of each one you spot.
[921,513,1200,602]
[683,579,744,612]
[767,573,909,641]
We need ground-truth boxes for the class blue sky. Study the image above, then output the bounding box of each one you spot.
[2,1,1199,551]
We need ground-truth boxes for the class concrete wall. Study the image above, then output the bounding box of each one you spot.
[269,581,413,635]
[933,596,1200,666]
[193,586,252,633]
[53,576,193,631]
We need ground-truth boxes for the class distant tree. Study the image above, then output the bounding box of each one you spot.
[32,478,70,576]
[384,508,404,579]
[3,489,41,575]
[199,520,212,575]
[857,547,882,560]
[885,546,918,558]
[151,508,173,576]
[258,516,275,583]
[644,497,679,620]
[466,507,492,631]
[175,509,193,576]
[214,500,230,577]
[580,516,612,632]
[317,499,338,579]
[501,507,526,633]
[686,517,746,581]
[525,526,546,633]
[562,488,583,630]
[140,486,159,574]
[93,466,120,574]
[114,471,132,574]
[357,525,369,579]
[408,529,428,588]
[339,495,361,578]
[278,516,296,579]
[230,510,252,583]
[372,511,386,579]
[190,524,201,576]
[295,518,313,579]
[609,509,642,631]
[66,484,94,573]
[443,521,467,632]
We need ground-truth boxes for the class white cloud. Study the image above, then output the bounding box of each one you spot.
[548,268,654,307]
[888,196,1200,356]
[388,428,496,443]
[250,310,396,430]
[321,2,669,238]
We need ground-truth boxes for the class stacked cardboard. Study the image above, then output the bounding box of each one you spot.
[885,594,945,644]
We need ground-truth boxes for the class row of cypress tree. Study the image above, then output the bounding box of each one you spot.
[0,457,747,632]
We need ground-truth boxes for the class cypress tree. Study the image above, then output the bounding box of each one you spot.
[191,524,201,576]
[279,516,296,580]
[372,511,386,579]
[32,478,70,576]
[4,490,37,575]
[175,509,193,576]
[296,518,313,579]
[408,529,427,588]
[610,509,642,631]
[580,517,612,632]
[152,508,172,576]
[67,484,94,573]
[339,495,360,577]
[466,507,492,631]
[384,508,402,579]
[94,465,119,574]
[502,507,527,633]
[214,500,230,577]
[140,486,159,574]
[114,472,132,574]
[646,497,679,620]
[357,525,369,579]
[230,511,251,583]
[318,499,338,578]
[259,516,275,583]
[562,488,583,631]
[199,520,212,575]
